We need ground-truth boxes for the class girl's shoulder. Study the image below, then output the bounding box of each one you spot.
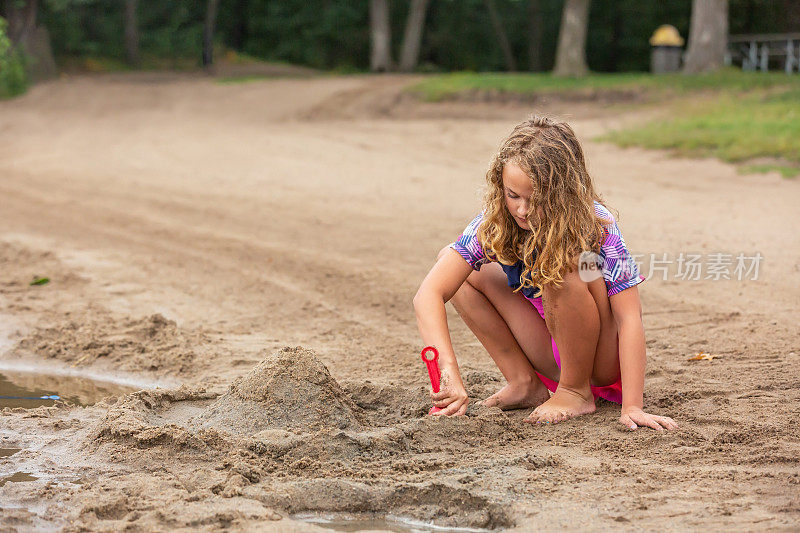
[450,210,492,271]
[591,201,645,295]
[592,201,618,248]
[464,210,486,233]
[593,201,616,225]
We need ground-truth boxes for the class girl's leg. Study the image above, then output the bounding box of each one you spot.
[443,250,557,409]
[586,275,621,387]
[527,267,619,424]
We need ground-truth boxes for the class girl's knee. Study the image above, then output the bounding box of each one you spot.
[559,267,590,290]
[541,270,591,317]
[450,276,480,312]
[463,262,501,295]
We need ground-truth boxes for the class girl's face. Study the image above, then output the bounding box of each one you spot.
[501,162,536,230]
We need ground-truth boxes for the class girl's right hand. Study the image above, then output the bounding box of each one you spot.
[429,366,469,416]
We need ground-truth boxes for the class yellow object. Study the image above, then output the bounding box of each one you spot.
[688,352,719,362]
[650,25,684,47]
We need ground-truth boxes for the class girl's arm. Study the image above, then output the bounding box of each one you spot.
[609,286,678,431]
[413,247,474,416]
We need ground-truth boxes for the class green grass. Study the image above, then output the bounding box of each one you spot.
[409,69,800,178]
[739,163,799,179]
[56,46,254,74]
[600,87,800,178]
[407,69,799,102]
[217,74,273,84]
[57,53,200,73]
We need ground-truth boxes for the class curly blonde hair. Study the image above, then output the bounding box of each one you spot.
[477,115,612,295]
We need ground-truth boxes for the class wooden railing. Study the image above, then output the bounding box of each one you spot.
[727,33,800,73]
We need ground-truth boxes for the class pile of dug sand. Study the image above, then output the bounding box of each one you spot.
[14,312,203,374]
[194,346,363,435]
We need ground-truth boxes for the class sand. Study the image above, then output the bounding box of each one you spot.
[194,346,365,433]
[0,72,798,531]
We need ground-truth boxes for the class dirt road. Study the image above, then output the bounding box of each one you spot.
[1,73,798,531]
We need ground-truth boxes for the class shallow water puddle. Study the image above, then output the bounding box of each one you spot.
[0,449,38,488]
[0,369,136,408]
[294,513,492,533]
[0,471,39,487]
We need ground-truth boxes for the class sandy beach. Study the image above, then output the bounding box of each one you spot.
[1,72,798,531]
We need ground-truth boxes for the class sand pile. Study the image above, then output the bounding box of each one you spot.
[194,346,363,435]
[14,312,205,374]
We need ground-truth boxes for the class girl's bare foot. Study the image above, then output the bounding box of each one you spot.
[524,386,595,424]
[478,379,550,410]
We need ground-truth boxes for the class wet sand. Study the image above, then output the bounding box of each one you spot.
[0,73,798,531]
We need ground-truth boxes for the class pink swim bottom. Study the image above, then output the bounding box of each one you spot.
[526,295,623,404]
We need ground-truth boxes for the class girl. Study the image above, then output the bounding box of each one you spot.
[413,116,677,431]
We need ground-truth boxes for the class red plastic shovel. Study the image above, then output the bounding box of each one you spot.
[420,346,442,415]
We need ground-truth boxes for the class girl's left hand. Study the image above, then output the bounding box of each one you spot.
[619,407,678,431]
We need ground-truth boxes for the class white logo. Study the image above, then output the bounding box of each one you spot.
[578,251,603,282]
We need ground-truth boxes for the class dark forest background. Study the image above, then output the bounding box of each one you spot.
[27,0,799,73]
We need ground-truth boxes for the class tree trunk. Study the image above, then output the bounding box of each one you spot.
[399,0,429,72]
[369,0,392,72]
[4,0,57,81]
[528,0,541,71]
[683,0,728,74]
[230,0,249,50]
[124,0,140,67]
[484,0,516,71]
[553,0,591,77]
[4,0,37,45]
[203,0,221,69]
[606,1,621,72]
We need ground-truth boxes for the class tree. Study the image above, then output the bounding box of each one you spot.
[0,16,28,96]
[2,0,36,45]
[483,0,516,71]
[398,0,429,72]
[203,0,220,69]
[553,0,591,77]
[123,0,139,66]
[369,0,391,72]
[2,0,56,80]
[528,0,542,71]
[683,0,728,74]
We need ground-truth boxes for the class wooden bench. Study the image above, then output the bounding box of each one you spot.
[727,33,800,74]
